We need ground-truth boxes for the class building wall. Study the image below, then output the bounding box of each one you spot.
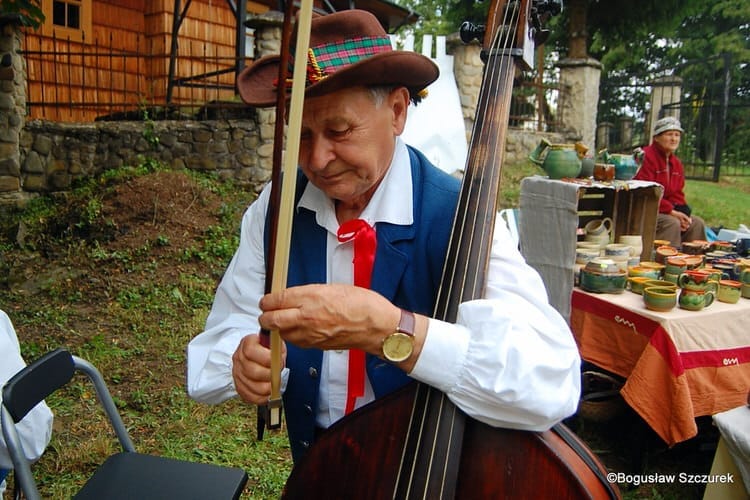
[23,0,243,122]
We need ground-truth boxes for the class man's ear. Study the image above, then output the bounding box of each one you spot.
[390,87,411,136]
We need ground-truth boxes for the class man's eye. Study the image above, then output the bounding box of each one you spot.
[328,128,349,138]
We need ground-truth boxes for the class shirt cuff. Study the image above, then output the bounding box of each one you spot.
[409,317,469,393]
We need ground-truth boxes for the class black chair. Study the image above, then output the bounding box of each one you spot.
[1,348,248,500]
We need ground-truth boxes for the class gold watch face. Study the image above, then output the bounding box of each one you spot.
[383,332,413,362]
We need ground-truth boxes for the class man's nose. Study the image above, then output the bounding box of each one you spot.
[305,136,334,171]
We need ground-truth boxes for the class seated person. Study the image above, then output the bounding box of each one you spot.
[634,116,706,248]
[1,309,54,495]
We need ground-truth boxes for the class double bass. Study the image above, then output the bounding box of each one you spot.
[274,1,621,498]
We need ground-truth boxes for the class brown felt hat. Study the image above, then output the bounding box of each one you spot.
[237,9,439,107]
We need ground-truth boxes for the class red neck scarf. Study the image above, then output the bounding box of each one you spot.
[336,219,376,414]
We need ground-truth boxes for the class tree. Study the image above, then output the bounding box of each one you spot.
[0,0,44,28]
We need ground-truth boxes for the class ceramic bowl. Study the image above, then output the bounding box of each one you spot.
[576,249,601,265]
[585,258,621,275]
[639,261,665,274]
[580,268,627,294]
[643,279,678,291]
[605,243,632,258]
[643,286,677,312]
[628,276,653,295]
[627,266,661,280]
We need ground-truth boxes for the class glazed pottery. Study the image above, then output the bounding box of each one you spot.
[598,149,643,180]
[717,279,742,304]
[628,276,652,295]
[576,249,601,265]
[643,286,677,312]
[618,235,643,258]
[644,279,678,291]
[678,289,715,311]
[529,139,586,179]
[593,163,615,182]
[580,268,627,294]
[580,155,595,178]
[664,256,688,275]
[627,266,661,280]
[655,245,679,264]
[605,243,632,258]
[678,270,718,292]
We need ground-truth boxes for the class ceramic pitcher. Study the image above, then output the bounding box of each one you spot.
[529,139,588,179]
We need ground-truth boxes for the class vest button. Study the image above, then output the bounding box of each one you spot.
[308,367,318,378]
[304,404,313,414]
[301,440,310,448]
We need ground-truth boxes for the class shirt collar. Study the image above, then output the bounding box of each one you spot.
[298,137,414,233]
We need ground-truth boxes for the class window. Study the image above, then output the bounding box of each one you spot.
[52,1,81,30]
[42,0,91,42]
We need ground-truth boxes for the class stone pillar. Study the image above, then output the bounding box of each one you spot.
[648,75,682,136]
[619,116,634,150]
[447,35,482,143]
[556,57,602,149]
[0,15,25,206]
[244,11,282,58]
[596,121,612,152]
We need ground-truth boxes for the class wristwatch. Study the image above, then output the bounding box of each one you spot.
[382,309,415,362]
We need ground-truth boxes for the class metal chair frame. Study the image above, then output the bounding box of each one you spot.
[1,348,248,500]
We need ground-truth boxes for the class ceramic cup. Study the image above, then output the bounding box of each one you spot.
[712,262,738,281]
[717,279,742,304]
[584,218,613,237]
[655,245,679,264]
[682,255,705,270]
[643,286,677,312]
[678,270,718,292]
[664,256,688,276]
[678,288,715,311]
[618,235,643,258]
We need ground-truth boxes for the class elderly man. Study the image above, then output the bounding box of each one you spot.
[634,116,706,247]
[187,9,580,463]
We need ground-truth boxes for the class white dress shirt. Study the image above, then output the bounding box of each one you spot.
[187,138,581,431]
[1,310,54,471]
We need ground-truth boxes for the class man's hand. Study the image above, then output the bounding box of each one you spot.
[671,210,692,231]
[232,333,287,405]
[258,283,401,355]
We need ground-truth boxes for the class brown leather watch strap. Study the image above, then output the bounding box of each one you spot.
[398,309,415,336]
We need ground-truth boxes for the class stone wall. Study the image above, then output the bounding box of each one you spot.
[0,17,27,207]
[10,118,272,203]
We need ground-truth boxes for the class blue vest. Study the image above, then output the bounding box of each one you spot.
[265,146,460,462]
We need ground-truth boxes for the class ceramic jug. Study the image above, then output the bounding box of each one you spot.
[598,149,643,180]
[529,139,588,179]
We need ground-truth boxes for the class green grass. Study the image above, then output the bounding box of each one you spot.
[685,175,750,231]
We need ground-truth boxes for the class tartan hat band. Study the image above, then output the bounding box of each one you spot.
[288,36,393,87]
[237,10,438,107]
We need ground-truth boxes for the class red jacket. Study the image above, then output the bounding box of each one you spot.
[634,142,687,214]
